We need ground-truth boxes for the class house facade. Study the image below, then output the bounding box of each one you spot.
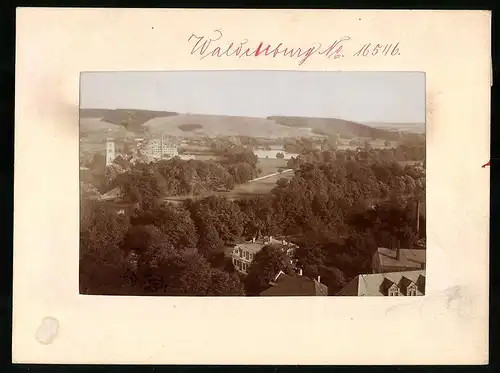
[231,236,297,274]
[143,138,179,160]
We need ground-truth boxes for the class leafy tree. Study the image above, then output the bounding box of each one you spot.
[244,245,295,295]
[198,224,224,257]
[130,204,199,251]
[156,253,213,295]
[190,196,244,244]
[115,165,161,210]
[276,152,284,159]
[79,200,129,294]
[121,224,173,266]
[208,269,245,296]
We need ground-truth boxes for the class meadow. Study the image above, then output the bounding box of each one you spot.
[256,158,289,176]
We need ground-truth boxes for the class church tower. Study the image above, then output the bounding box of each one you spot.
[105,129,115,167]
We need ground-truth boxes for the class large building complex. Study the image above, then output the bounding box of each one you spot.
[143,133,178,160]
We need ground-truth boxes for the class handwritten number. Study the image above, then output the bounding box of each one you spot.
[391,42,400,56]
[362,43,371,56]
[353,44,366,57]
[372,44,382,56]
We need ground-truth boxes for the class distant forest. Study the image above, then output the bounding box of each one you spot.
[80,109,424,140]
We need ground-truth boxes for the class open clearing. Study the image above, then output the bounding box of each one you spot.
[162,168,294,204]
[257,158,289,177]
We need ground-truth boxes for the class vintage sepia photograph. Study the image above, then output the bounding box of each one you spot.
[79,71,426,297]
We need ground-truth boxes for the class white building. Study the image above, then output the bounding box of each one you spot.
[143,133,179,160]
[231,236,298,274]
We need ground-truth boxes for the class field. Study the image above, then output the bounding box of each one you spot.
[162,169,294,204]
[257,158,289,176]
[228,170,294,197]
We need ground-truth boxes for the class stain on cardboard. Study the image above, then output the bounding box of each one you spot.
[35,316,59,344]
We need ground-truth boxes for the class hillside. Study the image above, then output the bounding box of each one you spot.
[142,114,319,138]
[79,109,419,141]
[268,116,402,140]
[80,108,178,132]
[365,122,425,134]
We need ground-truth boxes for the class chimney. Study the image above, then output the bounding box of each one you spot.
[317,276,321,283]
[252,237,256,243]
[396,240,401,261]
[391,236,397,250]
[298,268,303,276]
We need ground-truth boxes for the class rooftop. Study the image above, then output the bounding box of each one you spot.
[260,273,328,296]
[234,242,267,254]
[376,247,426,269]
[336,270,426,296]
[100,187,123,201]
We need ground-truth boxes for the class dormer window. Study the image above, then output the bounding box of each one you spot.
[407,283,417,296]
[388,285,399,296]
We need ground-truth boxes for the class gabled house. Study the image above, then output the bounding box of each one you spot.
[259,270,328,296]
[336,270,426,296]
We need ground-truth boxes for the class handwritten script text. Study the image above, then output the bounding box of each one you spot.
[188,30,400,66]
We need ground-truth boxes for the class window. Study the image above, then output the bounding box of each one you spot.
[249,253,253,261]
[388,287,399,296]
[407,286,417,296]
[242,263,246,272]
[245,251,249,260]
[239,249,243,256]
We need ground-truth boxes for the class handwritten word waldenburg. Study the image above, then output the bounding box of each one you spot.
[188,30,351,66]
[188,30,400,66]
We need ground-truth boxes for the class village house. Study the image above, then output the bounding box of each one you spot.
[336,270,425,296]
[231,236,297,274]
[259,269,328,296]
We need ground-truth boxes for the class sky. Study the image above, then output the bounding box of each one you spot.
[80,71,425,123]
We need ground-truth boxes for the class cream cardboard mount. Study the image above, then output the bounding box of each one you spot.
[13,8,490,365]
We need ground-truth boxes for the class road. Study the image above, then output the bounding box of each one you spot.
[162,169,294,203]
[246,168,293,183]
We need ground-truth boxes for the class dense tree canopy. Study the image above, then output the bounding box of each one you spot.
[81,143,426,296]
